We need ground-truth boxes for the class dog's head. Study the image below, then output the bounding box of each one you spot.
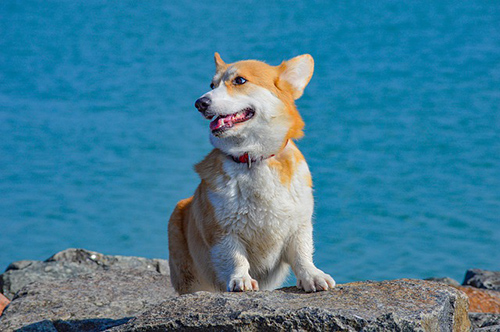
[195,53,314,160]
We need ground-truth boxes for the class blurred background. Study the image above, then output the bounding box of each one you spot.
[0,1,498,284]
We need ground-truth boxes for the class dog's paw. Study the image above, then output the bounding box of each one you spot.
[227,275,259,292]
[297,269,336,292]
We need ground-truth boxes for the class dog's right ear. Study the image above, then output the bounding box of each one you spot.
[214,52,227,72]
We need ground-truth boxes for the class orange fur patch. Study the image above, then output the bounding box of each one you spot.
[268,142,307,187]
[168,196,196,294]
[305,172,313,188]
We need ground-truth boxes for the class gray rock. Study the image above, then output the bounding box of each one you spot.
[463,269,500,291]
[0,250,474,331]
[469,313,500,331]
[5,260,38,271]
[425,277,461,287]
[46,248,169,273]
[111,279,470,332]
[0,248,170,300]
[0,269,175,331]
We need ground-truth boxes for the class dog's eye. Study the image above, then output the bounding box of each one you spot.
[210,83,215,89]
[233,77,247,85]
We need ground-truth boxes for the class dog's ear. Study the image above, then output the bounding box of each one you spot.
[214,52,227,72]
[278,54,314,100]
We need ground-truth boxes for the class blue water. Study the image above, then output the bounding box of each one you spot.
[1,1,499,284]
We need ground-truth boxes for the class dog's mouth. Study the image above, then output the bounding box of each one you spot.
[209,107,255,134]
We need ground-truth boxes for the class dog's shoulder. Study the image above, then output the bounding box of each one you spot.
[268,141,312,188]
[168,196,193,231]
[194,149,228,183]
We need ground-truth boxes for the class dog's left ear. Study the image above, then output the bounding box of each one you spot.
[278,54,314,100]
[214,52,227,72]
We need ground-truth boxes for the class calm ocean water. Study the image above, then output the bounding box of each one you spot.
[0,1,498,284]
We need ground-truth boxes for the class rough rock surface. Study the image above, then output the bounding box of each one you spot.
[469,312,500,331]
[0,250,479,331]
[0,248,170,300]
[111,279,470,332]
[455,286,500,314]
[463,269,500,292]
[1,270,174,331]
[0,293,9,316]
[425,277,461,287]
[0,249,175,331]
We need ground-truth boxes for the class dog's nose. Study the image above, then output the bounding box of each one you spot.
[195,97,211,112]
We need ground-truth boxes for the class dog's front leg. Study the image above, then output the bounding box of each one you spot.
[286,223,336,292]
[211,234,259,292]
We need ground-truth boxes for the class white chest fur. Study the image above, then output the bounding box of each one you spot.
[208,156,314,241]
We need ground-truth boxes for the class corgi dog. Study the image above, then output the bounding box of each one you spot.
[168,53,335,294]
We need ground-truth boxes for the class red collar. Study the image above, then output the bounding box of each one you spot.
[229,140,289,168]
[230,152,275,168]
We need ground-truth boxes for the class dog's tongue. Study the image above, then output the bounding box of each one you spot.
[210,114,234,131]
